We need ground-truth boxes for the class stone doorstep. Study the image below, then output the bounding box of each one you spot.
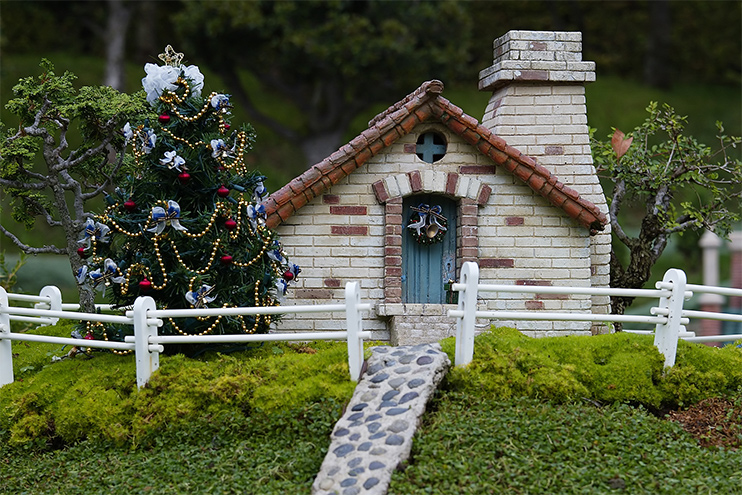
[312,344,451,495]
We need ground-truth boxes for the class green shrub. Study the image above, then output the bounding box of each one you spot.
[0,324,357,449]
[442,327,742,410]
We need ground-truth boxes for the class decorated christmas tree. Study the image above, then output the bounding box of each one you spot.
[77,46,298,342]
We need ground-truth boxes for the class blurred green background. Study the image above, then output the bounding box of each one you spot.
[1,0,740,300]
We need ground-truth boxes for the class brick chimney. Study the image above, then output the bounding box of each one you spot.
[478,30,611,327]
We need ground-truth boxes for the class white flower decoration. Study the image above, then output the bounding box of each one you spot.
[123,122,133,144]
[142,63,180,106]
[160,150,186,171]
[210,139,228,158]
[141,63,205,107]
[182,65,204,98]
[147,200,188,235]
[210,94,231,113]
[141,128,157,154]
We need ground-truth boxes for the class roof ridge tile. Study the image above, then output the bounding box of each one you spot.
[369,80,444,127]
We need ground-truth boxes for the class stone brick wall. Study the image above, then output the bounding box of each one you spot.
[275,125,605,341]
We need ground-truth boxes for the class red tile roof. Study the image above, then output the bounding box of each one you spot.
[263,80,607,234]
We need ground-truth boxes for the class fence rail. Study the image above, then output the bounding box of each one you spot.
[449,262,742,369]
[0,283,371,389]
[4,264,742,391]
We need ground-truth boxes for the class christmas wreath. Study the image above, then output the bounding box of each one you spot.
[406,203,448,245]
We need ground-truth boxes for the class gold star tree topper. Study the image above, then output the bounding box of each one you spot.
[158,45,184,67]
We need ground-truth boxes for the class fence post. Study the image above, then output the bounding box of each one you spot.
[133,296,160,389]
[0,287,13,386]
[455,261,479,367]
[653,268,687,368]
[36,285,63,326]
[345,282,364,381]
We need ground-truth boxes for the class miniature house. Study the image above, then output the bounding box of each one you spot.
[263,30,612,344]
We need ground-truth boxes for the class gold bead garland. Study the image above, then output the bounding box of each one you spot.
[86,73,283,342]
[181,204,225,239]
[212,131,251,175]
[101,206,143,238]
[150,235,169,290]
[93,321,133,355]
[93,200,273,296]
[232,235,272,269]
[159,126,204,150]
[170,237,220,275]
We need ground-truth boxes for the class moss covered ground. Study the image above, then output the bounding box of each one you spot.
[1,325,741,494]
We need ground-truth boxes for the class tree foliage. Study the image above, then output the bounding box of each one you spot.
[173,0,472,167]
[592,102,742,318]
[0,60,149,310]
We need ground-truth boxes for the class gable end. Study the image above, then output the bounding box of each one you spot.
[264,80,607,234]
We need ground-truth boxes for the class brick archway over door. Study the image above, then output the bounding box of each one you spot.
[373,170,489,304]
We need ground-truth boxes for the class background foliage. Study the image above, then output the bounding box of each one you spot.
[0,0,740,298]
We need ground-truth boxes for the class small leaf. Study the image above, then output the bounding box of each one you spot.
[611,129,633,160]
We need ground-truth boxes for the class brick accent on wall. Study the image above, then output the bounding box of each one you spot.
[458,198,479,265]
[294,289,333,300]
[331,226,368,236]
[330,206,367,215]
[506,216,525,226]
[480,258,515,268]
[383,198,404,303]
[525,300,544,310]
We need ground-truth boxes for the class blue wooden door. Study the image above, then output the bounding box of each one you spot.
[402,195,457,303]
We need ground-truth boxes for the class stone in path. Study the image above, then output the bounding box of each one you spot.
[312,343,450,495]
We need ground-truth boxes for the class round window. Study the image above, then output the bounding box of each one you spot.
[416,132,447,163]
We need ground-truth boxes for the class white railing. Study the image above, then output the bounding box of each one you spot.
[0,283,371,389]
[449,262,742,369]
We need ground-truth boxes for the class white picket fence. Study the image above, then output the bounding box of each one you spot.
[449,262,742,368]
[0,283,371,389]
[3,263,742,391]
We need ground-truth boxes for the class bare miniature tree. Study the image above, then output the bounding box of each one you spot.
[592,102,742,324]
[0,60,148,311]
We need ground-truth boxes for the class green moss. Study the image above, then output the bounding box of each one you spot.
[1,331,356,449]
[443,327,742,410]
[5,323,742,452]
[10,320,78,378]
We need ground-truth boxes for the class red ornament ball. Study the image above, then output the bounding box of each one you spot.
[220,255,233,265]
[224,218,237,231]
[178,172,191,184]
[283,271,294,281]
[217,185,230,197]
[124,199,136,212]
[139,278,152,292]
[77,247,87,257]
[224,124,231,131]
[158,114,171,124]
